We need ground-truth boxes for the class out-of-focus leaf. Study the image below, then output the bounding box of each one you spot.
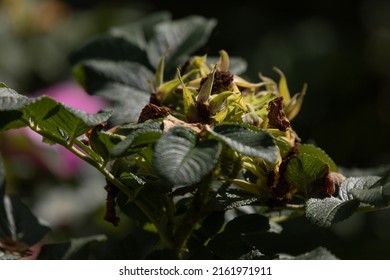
[109,11,172,51]
[74,60,153,93]
[208,56,247,75]
[70,12,171,66]
[288,246,338,260]
[0,196,50,255]
[69,36,148,66]
[209,124,278,165]
[73,60,153,124]
[153,126,222,186]
[147,16,217,73]
[38,235,106,260]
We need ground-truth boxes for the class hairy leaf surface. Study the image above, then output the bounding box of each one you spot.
[209,124,278,165]
[153,126,221,186]
[306,197,360,228]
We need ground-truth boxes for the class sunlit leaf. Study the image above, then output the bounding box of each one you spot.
[273,67,290,103]
[216,50,230,72]
[0,87,111,143]
[177,70,196,121]
[197,67,216,104]
[208,124,278,165]
[284,153,328,198]
[339,176,380,201]
[306,197,359,228]
[299,144,337,172]
[285,84,307,121]
[290,246,338,260]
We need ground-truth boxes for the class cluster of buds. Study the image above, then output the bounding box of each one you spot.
[142,50,306,150]
[137,50,311,199]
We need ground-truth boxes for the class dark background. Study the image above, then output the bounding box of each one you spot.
[1,0,390,259]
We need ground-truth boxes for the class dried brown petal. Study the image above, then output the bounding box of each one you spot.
[322,165,335,197]
[137,103,171,123]
[267,96,291,131]
[199,70,233,95]
[267,145,298,206]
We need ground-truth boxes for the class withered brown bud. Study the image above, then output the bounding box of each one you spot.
[137,103,172,123]
[267,96,291,131]
[199,70,233,94]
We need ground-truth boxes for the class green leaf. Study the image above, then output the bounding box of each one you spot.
[305,197,360,227]
[111,12,172,49]
[147,15,217,73]
[70,12,171,66]
[89,130,123,161]
[284,153,329,198]
[0,87,111,142]
[111,120,163,157]
[69,35,148,66]
[350,187,390,206]
[0,87,30,131]
[38,235,106,260]
[153,126,222,186]
[197,67,216,104]
[273,67,290,103]
[74,60,153,93]
[28,97,111,142]
[0,196,50,253]
[299,144,337,172]
[177,69,196,120]
[209,124,278,165]
[339,176,380,201]
[73,60,153,124]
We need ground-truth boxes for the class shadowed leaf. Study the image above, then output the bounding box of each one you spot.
[153,126,221,186]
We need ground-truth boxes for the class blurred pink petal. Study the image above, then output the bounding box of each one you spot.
[6,81,108,178]
[33,82,107,113]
